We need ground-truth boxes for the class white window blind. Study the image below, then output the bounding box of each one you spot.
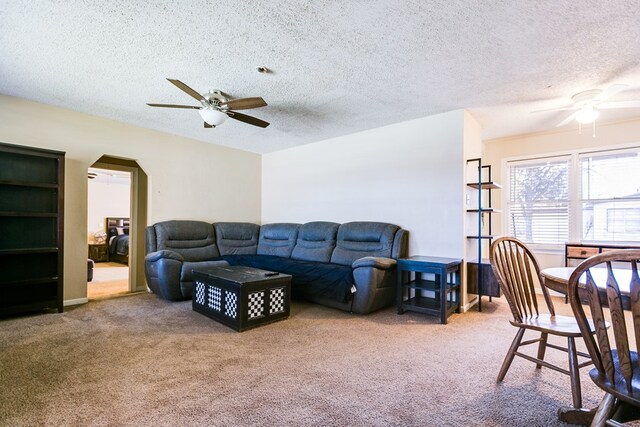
[507,158,570,244]
[580,150,640,242]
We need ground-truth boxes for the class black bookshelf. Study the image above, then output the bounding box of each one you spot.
[0,142,65,316]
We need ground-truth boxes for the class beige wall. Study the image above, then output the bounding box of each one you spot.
[484,117,640,268]
[9,89,635,307]
[0,95,262,303]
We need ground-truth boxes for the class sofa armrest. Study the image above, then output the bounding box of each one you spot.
[145,250,184,263]
[144,250,186,301]
[352,256,396,270]
[351,261,398,313]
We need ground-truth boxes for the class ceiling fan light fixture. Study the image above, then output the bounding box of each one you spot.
[199,108,228,126]
[148,79,269,128]
[575,105,600,124]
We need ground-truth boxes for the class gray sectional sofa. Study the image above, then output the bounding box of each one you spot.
[145,220,408,314]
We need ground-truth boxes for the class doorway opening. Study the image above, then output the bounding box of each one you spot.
[86,156,148,300]
[87,167,131,299]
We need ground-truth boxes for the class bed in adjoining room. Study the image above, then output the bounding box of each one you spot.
[106,217,129,265]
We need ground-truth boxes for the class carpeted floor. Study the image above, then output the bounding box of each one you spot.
[88,263,129,300]
[0,293,609,426]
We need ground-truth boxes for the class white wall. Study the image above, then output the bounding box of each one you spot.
[87,176,131,243]
[463,111,484,264]
[262,110,473,259]
[484,117,640,269]
[0,95,262,302]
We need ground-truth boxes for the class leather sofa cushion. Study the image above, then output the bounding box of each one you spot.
[153,220,220,261]
[257,223,300,257]
[330,222,400,266]
[291,221,339,263]
[214,222,259,255]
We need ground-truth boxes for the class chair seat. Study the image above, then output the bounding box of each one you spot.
[589,350,640,408]
[511,314,594,336]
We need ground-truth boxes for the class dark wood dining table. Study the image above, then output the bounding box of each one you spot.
[540,266,634,425]
[541,266,632,310]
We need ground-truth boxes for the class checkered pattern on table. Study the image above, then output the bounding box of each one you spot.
[224,290,238,319]
[194,281,205,305]
[247,291,265,319]
[269,287,286,314]
[208,286,222,312]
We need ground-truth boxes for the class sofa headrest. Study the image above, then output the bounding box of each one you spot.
[291,221,339,263]
[330,222,400,266]
[257,223,300,257]
[214,222,259,256]
[151,220,220,261]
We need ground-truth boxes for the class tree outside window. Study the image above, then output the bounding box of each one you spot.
[508,160,569,244]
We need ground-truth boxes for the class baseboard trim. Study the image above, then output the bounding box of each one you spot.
[64,298,88,307]
[461,296,479,312]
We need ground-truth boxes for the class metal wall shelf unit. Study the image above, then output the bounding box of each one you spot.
[466,158,501,311]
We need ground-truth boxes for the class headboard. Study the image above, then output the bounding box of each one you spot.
[106,217,130,239]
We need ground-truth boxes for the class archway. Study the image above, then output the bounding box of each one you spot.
[89,156,148,293]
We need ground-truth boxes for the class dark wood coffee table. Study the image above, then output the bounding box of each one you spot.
[192,265,292,332]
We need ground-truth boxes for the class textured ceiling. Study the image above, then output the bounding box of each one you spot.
[1,1,640,153]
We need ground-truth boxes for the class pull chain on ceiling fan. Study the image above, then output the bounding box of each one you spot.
[147,78,270,129]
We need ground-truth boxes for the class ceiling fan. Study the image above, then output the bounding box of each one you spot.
[147,78,269,128]
[533,84,640,128]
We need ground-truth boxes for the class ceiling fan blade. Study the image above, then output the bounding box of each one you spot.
[166,78,205,102]
[530,105,576,113]
[594,84,629,102]
[598,100,640,109]
[556,111,579,127]
[147,103,200,109]
[204,122,213,128]
[220,97,267,110]
[227,111,270,128]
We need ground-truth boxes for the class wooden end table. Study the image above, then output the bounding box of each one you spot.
[396,256,462,324]
[88,243,109,262]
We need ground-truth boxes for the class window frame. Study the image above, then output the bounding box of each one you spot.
[578,147,640,244]
[501,143,640,251]
[505,155,572,248]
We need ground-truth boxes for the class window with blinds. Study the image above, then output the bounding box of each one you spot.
[580,150,640,242]
[507,157,570,244]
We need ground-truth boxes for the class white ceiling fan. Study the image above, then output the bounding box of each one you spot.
[533,84,640,128]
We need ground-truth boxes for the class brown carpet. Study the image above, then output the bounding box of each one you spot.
[0,293,607,426]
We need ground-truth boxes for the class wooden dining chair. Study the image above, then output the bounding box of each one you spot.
[567,249,640,426]
[489,237,595,410]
